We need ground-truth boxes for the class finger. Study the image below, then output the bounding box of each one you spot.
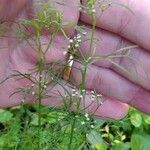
[79,26,150,91]
[0,34,69,107]
[0,28,129,120]
[71,61,150,114]
[89,98,129,120]
[41,82,129,120]
[81,0,150,51]
[0,75,128,120]
[9,34,69,73]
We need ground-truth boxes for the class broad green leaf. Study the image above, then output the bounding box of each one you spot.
[0,110,13,123]
[131,133,150,150]
[0,109,5,113]
[130,112,142,127]
[143,115,150,125]
[94,118,106,126]
[86,130,106,149]
[30,114,45,126]
[96,143,107,150]
[112,142,131,150]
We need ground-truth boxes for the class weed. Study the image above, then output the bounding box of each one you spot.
[0,1,149,150]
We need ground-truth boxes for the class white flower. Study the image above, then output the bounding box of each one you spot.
[82,89,86,93]
[86,117,90,121]
[91,97,95,102]
[75,91,79,96]
[43,85,47,89]
[79,7,82,11]
[79,95,83,99]
[79,95,83,98]
[100,101,103,105]
[64,93,67,98]
[74,128,77,131]
[86,91,89,95]
[91,9,96,13]
[21,99,25,103]
[31,84,35,87]
[67,45,71,49]
[72,89,76,93]
[91,125,94,128]
[83,32,87,36]
[31,91,35,95]
[92,95,95,98]
[77,39,81,43]
[77,34,81,39]
[69,39,73,43]
[85,113,89,118]
[75,43,79,48]
[97,94,102,97]
[63,51,67,55]
[88,57,92,61]
[81,121,85,125]
[72,93,76,97]
[91,91,94,94]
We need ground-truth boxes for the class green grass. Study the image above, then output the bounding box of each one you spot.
[0,106,150,150]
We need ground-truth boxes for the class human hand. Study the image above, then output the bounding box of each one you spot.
[71,0,150,115]
[0,0,149,120]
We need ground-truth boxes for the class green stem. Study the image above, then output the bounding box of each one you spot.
[68,117,76,150]
[68,10,96,150]
[88,14,96,57]
[36,31,44,150]
[67,63,88,150]
[78,13,97,145]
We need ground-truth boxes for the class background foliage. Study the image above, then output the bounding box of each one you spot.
[0,105,149,150]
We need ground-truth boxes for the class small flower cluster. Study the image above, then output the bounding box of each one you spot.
[79,4,96,15]
[71,88,79,96]
[38,74,48,89]
[71,88,89,100]
[24,83,36,96]
[19,83,36,103]
[71,89,79,97]
[22,78,48,97]
[98,1,112,12]
[89,90,103,104]
[81,113,95,129]
[79,1,112,15]
[85,113,90,121]
[63,33,84,56]
[71,88,103,104]
[68,34,82,50]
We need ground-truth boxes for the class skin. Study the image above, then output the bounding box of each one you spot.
[0,0,150,120]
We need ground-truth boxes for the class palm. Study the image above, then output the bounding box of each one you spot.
[0,0,149,119]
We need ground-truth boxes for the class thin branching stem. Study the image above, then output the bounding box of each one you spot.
[36,31,44,149]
